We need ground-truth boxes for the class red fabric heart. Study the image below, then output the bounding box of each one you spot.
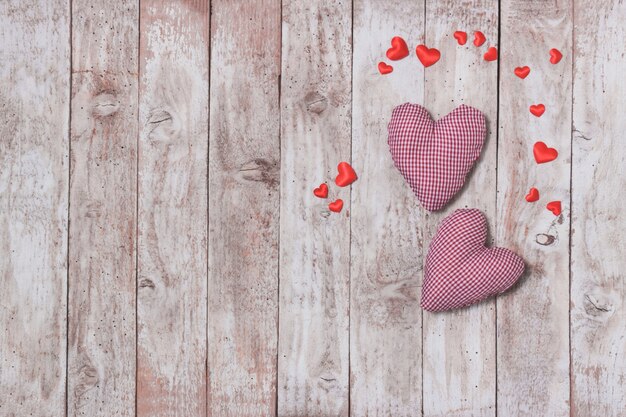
[473,31,486,47]
[313,183,328,198]
[421,209,525,312]
[546,201,562,216]
[388,104,486,211]
[529,104,545,117]
[328,199,343,213]
[453,31,467,45]
[549,48,563,64]
[483,46,498,61]
[533,141,558,164]
[514,66,530,79]
[525,187,539,202]
[335,162,357,187]
[386,36,409,61]
[378,62,393,75]
[415,45,441,67]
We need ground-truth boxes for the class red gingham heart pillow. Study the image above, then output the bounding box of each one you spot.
[421,209,525,312]
[388,103,486,211]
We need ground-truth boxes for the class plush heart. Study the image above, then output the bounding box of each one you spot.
[387,103,486,211]
[529,104,545,117]
[335,162,358,187]
[421,209,525,312]
[415,45,441,67]
[546,201,562,216]
[313,183,328,198]
[533,141,558,164]
[514,66,530,79]
[386,36,409,61]
[453,31,467,45]
[328,199,343,213]
[525,187,539,202]
[473,31,486,47]
[483,46,498,61]
[549,48,563,64]
[378,62,393,75]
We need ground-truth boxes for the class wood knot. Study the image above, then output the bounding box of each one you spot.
[304,91,327,114]
[535,233,556,246]
[139,278,155,289]
[584,293,613,317]
[92,92,120,117]
[238,158,279,188]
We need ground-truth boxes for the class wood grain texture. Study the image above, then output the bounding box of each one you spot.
[137,1,208,416]
[350,1,424,415]
[207,1,281,415]
[422,2,499,416]
[278,0,352,415]
[570,1,626,415]
[496,1,572,416]
[68,1,138,416]
[0,1,69,415]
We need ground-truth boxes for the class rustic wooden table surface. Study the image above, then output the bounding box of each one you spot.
[1,0,624,416]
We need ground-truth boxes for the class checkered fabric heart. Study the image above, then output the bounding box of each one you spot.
[388,103,486,211]
[421,209,525,312]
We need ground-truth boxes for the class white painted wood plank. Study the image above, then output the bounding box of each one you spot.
[67,1,138,415]
[350,1,424,415]
[496,1,572,415]
[136,1,208,415]
[0,1,70,415]
[207,1,281,415]
[571,1,626,415]
[278,0,352,415]
[422,2,499,416]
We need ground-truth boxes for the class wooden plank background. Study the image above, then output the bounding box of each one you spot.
[1,1,625,416]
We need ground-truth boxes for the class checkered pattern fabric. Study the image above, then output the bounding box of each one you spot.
[421,209,525,312]
[388,103,486,211]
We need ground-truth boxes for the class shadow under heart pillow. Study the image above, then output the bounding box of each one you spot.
[388,103,486,211]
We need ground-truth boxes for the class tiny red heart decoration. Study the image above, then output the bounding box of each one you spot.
[533,141,558,164]
[378,62,393,75]
[546,201,562,216]
[335,162,358,187]
[529,104,545,117]
[483,46,498,61]
[386,36,409,61]
[473,31,486,47]
[328,199,343,213]
[525,187,539,202]
[453,31,467,45]
[549,48,563,64]
[514,66,530,79]
[415,45,441,67]
[421,209,525,312]
[313,183,328,198]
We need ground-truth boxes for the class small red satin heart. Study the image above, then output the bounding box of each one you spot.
[453,31,467,45]
[549,48,563,64]
[328,199,343,213]
[483,46,498,61]
[378,62,393,75]
[386,36,409,61]
[335,162,358,187]
[313,183,328,198]
[415,45,441,67]
[529,104,545,117]
[525,187,539,202]
[533,141,558,164]
[514,66,530,79]
[473,31,486,47]
[546,201,562,216]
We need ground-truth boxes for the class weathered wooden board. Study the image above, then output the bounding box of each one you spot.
[0,1,69,415]
[67,1,138,415]
[137,1,209,416]
[207,1,281,415]
[496,1,572,416]
[278,0,352,415]
[350,1,424,415]
[570,1,626,415]
[422,2,499,416]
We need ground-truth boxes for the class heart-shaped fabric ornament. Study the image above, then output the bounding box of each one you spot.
[335,162,358,187]
[483,46,498,61]
[533,141,558,164]
[473,31,486,47]
[525,187,539,202]
[453,31,467,45]
[546,200,562,216]
[388,103,486,211]
[529,104,545,117]
[378,62,393,75]
[328,199,343,213]
[415,45,441,67]
[549,48,563,64]
[386,36,409,61]
[313,183,328,198]
[421,209,525,312]
[514,66,530,79]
